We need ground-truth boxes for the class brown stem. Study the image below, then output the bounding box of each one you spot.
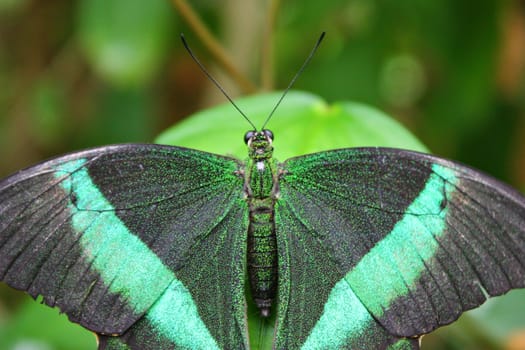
[171,0,257,93]
[261,0,280,91]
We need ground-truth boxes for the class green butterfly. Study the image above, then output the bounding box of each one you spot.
[1,100,525,349]
[1,36,525,350]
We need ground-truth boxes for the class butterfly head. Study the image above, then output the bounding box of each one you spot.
[244,129,274,160]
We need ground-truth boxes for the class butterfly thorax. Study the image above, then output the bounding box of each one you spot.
[243,130,279,317]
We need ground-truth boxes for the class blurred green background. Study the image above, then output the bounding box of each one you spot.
[0,0,524,349]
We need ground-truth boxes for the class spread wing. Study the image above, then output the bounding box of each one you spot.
[275,147,525,349]
[0,144,249,349]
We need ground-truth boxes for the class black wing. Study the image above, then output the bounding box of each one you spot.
[0,144,249,349]
[274,147,525,349]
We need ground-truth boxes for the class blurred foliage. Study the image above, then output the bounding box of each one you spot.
[0,0,524,349]
[77,0,175,86]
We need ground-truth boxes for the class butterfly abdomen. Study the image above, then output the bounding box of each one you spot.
[247,199,277,317]
[245,157,279,317]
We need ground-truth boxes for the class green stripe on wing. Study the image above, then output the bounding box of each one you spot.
[55,159,220,349]
[303,164,457,348]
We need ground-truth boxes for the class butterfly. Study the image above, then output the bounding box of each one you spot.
[1,34,525,350]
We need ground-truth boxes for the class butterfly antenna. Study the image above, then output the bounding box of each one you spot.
[260,32,325,130]
[180,33,257,130]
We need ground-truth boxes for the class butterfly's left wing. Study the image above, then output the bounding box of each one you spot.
[0,144,249,349]
[275,147,525,349]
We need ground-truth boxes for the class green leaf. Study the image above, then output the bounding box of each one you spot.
[29,76,67,147]
[0,294,97,350]
[469,289,525,341]
[77,0,175,86]
[155,91,428,159]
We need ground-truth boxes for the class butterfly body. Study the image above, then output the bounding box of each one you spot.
[243,130,280,317]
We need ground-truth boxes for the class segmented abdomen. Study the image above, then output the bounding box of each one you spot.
[247,199,278,317]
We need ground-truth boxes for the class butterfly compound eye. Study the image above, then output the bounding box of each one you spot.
[262,129,274,142]
[244,130,256,144]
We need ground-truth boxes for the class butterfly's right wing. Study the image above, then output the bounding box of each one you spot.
[0,144,249,349]
[97,197,250,350]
